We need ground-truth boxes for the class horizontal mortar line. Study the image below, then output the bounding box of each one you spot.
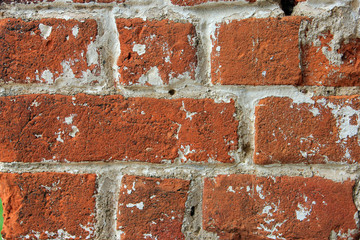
[0,1,278,11]
[0,85,360,98]
[0,161,359,179]
[120,86,360,98]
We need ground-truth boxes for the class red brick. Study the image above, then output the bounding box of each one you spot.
[116,18,197,86]
[0,94,238,163]
[0,172,97,239]
[0,18,99,83]
[203,174,359,239]
[255,96,360,164]
[117,175,190,240]
[171,0,255,6]
[211,17,309,85]
[302,32,360,86]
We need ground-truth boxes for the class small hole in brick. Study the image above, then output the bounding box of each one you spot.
[190,206,195,216]
[168,89,176,95]
[280,0,295,16]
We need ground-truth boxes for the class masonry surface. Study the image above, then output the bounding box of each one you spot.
[0,0,359,239]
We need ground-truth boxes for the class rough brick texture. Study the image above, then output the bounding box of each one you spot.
[0,94,237,163]
[0,172,97,239]
[116,18,197,86]
[212,17,308,85]
[0,1,359,239]
[203,174,359,239]
[255,96,360,164]
[0,18,99,83]
[117,175,190,240]
[302,33,360,86]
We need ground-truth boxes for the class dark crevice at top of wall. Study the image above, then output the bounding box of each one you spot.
[280,0,296,16]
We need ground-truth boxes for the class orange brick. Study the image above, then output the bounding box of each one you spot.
[117,175,190,239]
[0,18,100,83]
[255,96,360,164]
[0,172,97,239]
[302,33,360,86]
[211,17,309,85]
[0,94,238,163]
[116,18,197,86]
[203,174,358,239]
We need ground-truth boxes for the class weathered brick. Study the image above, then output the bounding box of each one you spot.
[255,96,360,164]
[0,18,99,83]
[211,17,309,85]
[171,0,255,6]
[0,94,237,163]
[116,18,197,86]
[117,175,190,240]
[302,32,360,86]
[203,174,359,239]
[0,172,97,239]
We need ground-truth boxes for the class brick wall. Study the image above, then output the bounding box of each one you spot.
[0,0,359,239]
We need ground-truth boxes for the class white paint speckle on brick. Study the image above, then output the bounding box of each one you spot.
[126,202,144,210]
[227,186,235,193]
[56,131,64,143]
[86,41,98,67]
[133,44,146,56]
[72,25,79,38]
[295,203,311,221]
[41,70,54,84]
[39,24,52,40]
[64,114,76,125]
[181,101,197,120]
[256,185,265,200]
[69,126,79,138]
[327,101,360,140]
[137,66,163,85]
